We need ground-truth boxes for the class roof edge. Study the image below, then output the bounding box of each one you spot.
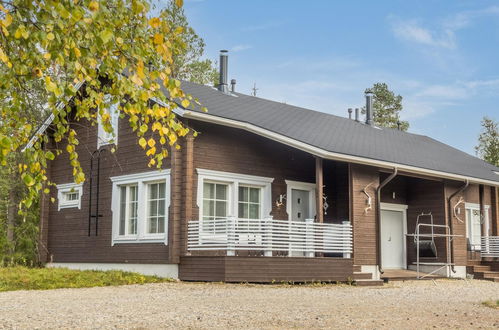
[181,109,499,187]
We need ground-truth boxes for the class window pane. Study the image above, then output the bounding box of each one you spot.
[119,186,126,235]
[203,183,214,199]
[149,218,157,233]
[203,200,214,218]
[239,186,248,202]
[129,185,138,235]
[249,204,260,219]
[149,183,158,199]
[216,184,227,200]
[158,199,165,216]
[158,217,165,233]
[149,200,158,216]
[238,202,248,218]
[249,188,260,203]
[215,201,227,218]
[158,182,166,199]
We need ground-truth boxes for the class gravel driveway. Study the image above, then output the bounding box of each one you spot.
[0,279,497,329]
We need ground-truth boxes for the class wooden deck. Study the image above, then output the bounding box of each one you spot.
[179,256,354,283]
[381,269,443,281]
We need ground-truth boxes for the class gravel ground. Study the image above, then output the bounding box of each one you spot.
[0,279,497,329]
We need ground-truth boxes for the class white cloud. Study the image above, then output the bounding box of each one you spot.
[391,19,455,49]
[391,5,499,50]
[231,44,252,52]
[242,21,284,32]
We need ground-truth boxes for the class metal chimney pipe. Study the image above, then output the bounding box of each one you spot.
[231,79,236,93]
[348,108,352,119]
[355,108,360,122]
[218,50,229,93]
[365,90,374,126]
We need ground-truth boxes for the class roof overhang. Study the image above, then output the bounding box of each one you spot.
[24,93,499,187]
[176,107,499,187]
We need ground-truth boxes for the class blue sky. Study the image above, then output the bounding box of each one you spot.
[181,0,499,155]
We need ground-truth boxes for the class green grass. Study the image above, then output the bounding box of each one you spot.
[482,300,499,310]
[0,266,173,292]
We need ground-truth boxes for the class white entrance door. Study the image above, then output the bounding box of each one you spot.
[290,189,310,256]
[381,208,406,269]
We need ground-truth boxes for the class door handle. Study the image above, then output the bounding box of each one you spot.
[388,236,391,242]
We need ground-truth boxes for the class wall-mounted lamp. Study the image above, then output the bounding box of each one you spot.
[276,194,286,208]
[323,193,329,215]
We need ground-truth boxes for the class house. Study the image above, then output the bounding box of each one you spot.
[35,50,499,284]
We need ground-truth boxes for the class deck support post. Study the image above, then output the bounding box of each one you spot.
[227,216,236,256]
[342,220,351,258]
[264,217,273,257]
[305,218,315,257]
[315,157,324,223]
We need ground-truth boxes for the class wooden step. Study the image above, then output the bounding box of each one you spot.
[468,265,491,272]
[352,265,362,272]
[352,272,372,280]
[473,271,499,279]
[355,279,384,287]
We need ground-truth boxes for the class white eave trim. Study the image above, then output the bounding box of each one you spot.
[179,109,499,187]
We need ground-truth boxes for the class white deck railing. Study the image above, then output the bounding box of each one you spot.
[187,217,352,257]
[481,236,499,258]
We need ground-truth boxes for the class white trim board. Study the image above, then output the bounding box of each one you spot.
[47,262,178,279]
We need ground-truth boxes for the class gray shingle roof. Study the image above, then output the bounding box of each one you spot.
[174,80,499,184]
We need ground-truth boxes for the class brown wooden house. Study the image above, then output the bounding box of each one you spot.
[33,51,499,284]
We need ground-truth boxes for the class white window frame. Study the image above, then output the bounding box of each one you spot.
[56,183,83,211]
[110,170,170,245]
[465,202,490,251]
[196,169,273,220]
[97,100,119,148]
[285,180,317,220]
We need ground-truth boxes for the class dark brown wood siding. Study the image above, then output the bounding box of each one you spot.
[350,164,379,265]
[179,256,354,282]
[46,115,172,264]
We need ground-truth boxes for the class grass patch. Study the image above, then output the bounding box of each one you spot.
[0,266,173,292]
[482,300,499,310]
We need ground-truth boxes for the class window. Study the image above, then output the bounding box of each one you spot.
[97,99,119,148]
[203,182,228,220]
[147,182,166,234]
[56,183,83,210]
[110,170,170,245]
[196,169,273,226]
[119,185,138,236]
[465,203,490,251]
[238,186,261,219]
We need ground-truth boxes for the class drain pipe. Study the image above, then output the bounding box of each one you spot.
[376,167,398,275]
[447,179,469,273]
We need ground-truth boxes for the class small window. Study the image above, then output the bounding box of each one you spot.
[97,100,119,148]
[56,183,83,210]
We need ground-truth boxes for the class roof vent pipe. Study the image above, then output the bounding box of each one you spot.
[355,108,360,122]
[365,90,374,126]
[231,79,236,93]
[348,108,352,119]
[218,50,229,93]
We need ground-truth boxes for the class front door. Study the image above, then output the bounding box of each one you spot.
[290,189,310,256]
[381,209,406,269]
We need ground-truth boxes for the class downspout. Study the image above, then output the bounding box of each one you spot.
[376,167,398,275]
[447,179,469,273]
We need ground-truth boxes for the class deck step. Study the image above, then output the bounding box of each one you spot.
[468,265,491,272]
[352,272,373,280]
[355,279,384,287]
